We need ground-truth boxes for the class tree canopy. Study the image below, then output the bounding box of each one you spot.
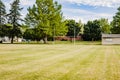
[111,7,120,34]
[25,0,67,43]
[0,0,6,25]
[65,19,82,37]
[83,20,101,41]
[99,18,111,34]
[1,0,120,43]
[0,0,6,37]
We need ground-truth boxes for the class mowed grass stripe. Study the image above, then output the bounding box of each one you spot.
[0,45,87,65]
[7,45,96,80]
[0,45,89,77]
[105,46,120,80]
[53,46,106,80]
[0,45,82,64]
[0,44,94,79]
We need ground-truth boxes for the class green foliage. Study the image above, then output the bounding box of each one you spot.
[24,28,47,41]
[23,28,35,40]
[0,0,6,25]
[65,19,82,37]
[1,24,12,37]
[111,7,120,34]
[0,24,22,38]
[83,20,101,41]
[79,20,84,34]
[25,0,67,43]
[0,0,6,37]
[99,18,111,34]
[83,18,110,41]
[0,25,4,37]
[7,0,23,43]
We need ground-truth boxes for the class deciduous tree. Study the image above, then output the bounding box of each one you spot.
[111,7,120,34]
[99,18,111,34]
[65,19,81,37]
[25,0,67,43]
[83,20,101,41]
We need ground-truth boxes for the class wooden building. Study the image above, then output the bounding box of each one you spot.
[102,34,120,45]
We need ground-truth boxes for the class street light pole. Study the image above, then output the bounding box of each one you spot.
[53,26,55,44]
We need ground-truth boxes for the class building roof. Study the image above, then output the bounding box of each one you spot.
[102,34,120,38]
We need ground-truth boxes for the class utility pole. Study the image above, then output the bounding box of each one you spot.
[74,26,75,45]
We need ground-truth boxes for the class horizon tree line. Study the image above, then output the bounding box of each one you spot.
[0,0,120,43]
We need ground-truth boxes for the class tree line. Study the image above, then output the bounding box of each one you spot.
[0,0,120,43]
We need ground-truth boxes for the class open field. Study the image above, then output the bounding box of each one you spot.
[0,44,120,80]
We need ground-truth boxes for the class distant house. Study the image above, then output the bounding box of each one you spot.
[0,36,23,43]
[0,36,10,42]
[102,34,120,45]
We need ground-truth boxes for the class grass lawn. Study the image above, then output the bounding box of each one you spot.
[0,44,120,80]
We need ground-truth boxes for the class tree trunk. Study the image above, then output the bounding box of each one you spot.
[11,36,14,44]
[92,38,94,41]
[43,36,47,44]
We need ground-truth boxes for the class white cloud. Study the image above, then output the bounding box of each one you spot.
[60,0,120,8]
[20,0,35,6]
[63,8,114,23]
[3,0,116,23]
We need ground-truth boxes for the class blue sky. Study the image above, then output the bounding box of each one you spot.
[3,0,120,23]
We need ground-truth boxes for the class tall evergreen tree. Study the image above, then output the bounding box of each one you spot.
[25,0,67,43]
[111,7,120,34]
[7,0,23,43]
[0,0,6,25]
[0,0,6,37]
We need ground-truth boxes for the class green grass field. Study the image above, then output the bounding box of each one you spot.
[0,44,120,80]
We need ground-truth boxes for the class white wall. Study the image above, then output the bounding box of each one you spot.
[102,38,120,45]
